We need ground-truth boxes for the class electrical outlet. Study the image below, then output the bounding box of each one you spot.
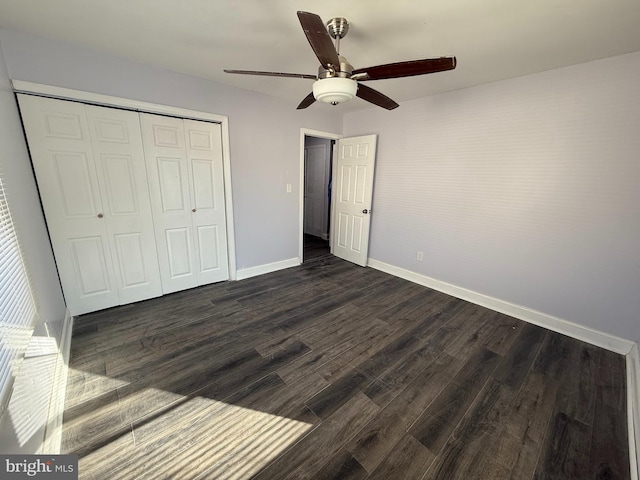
[417,251,424,261]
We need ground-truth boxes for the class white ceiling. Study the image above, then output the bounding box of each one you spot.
[1,0,640,112]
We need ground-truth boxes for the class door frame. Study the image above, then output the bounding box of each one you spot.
[12,80,237,280]
[299,128,342,262]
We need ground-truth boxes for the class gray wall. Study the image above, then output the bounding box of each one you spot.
[0,28,343,270]
[0,33,66,453]
[344,52,640,342]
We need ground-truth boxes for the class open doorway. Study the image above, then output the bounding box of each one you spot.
[300,131,378,267]
[299,129,342,263]
[303,136,333,261]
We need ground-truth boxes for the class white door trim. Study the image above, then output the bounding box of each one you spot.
[299,128,342,262]
[628,343,640,480]
[12,80,237,280]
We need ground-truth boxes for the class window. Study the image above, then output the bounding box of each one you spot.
[0,176,38,414]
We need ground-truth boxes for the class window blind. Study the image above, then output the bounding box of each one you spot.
[0,176,38,414]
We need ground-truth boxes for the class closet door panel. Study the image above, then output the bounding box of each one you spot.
[192,159,216,209]
[184,119,229,284]
[165,227,194,277]
[100,154,138,214]
[17,95,118,315]
[86,106,162,304]
[53,152,98,216]
[70,236,113,296]
[157,157,187,212]
[140,113,199,293]
[197,225,221,270]
[113,233,149,286]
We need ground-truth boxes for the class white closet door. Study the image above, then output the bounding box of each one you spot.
[85,105,163,305]
[18,95,162,315]
[18,95,118,315]
[183,119,229,285]
[141,114,228,293]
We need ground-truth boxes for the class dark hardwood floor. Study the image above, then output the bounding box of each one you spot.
[63,236,630,479]
[303,233,330,262]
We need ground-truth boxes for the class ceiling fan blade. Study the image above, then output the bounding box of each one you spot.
[356,84,399,110]
[353,57,456,80]
[297,92,316,110]
[224,69,317,80]
[297,11,340,70]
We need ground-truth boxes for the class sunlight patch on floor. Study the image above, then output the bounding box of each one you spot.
[79,392,313,479]
[64,366,130,410]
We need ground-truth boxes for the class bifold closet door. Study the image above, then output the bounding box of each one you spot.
[17,95,163,315]
[140,113,229,293]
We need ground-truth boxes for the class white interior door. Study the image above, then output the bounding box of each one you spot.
[18,95,162,315]
[304,144,328,238]
[331,134,377,267]
[140,113,228,293]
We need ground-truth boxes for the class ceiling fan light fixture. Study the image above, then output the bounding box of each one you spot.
[312,77,358,105]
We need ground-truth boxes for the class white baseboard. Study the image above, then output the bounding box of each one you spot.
[367,259,634,355]
[236,257,301,281]
[628,343,640,480]
[41,310,73,454]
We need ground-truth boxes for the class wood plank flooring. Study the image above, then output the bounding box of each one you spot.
[63,235,630,479]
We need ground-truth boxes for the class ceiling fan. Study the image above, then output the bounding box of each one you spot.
[224,11,456,110]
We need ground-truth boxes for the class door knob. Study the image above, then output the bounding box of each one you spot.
[97,213,104,218]
[192,208,196,213]
[362,209,369,214]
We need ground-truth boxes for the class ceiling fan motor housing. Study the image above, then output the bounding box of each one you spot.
[318,55,354,79]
